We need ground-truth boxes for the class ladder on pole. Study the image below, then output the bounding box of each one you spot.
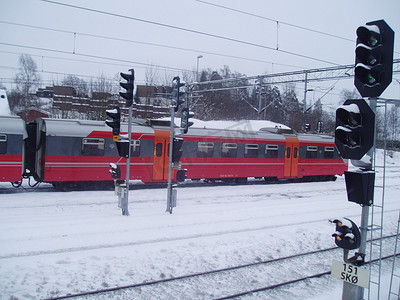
[388,211,400,300]
[368,100,388,299]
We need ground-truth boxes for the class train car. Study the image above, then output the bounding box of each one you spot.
[0,116,26,184]
[20,117,347,190]
[23,118,156,190]
[180,125,347,183]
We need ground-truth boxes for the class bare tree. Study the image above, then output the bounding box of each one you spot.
[145,64,161,86]
[62,75,88,97]
[88,74,117,120]
[14,54,41,113]
[340,89,359,104]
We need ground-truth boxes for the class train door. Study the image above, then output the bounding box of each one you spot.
[23,119,46,182]
[152,130,170,182]
[284,136,299,178]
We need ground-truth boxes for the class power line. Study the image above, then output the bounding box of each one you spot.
[0,42,192,73]
[0,49,133,70]
[0,66,150,86]
[194,0,400,57]
[40,0,341,66]
[0,20,305,70]
[195,0,354,43]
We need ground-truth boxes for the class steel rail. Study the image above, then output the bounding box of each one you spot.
[216,253,400,300]
[44,234,398,300]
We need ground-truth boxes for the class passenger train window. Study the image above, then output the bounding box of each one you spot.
[155,143,163,157]
[294,147,298,159]
[222,143,238,158]
[324,146,335,159]
[265,144,279,158]
[197,142,214,157]
[244,144,258,158]
[0,134,6,154]
[82,138,105,156]
[131,140,141,157]
[306,146,318,158]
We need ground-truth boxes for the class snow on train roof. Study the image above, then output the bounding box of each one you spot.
[38,117,333,143]
[190,119,290,132]
[161,117,290,132]
[161,118,290,141]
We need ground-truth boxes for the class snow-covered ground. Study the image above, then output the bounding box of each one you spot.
[1,150,400,299]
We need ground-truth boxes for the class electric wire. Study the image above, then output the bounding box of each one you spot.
[0,20,305,70]
[0,42,191,73]
[194,0,400,57]
[195,0,354,43]
[40,0,341,66]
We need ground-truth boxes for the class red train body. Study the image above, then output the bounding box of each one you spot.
[0,116,26,183]
[0,116,347,189]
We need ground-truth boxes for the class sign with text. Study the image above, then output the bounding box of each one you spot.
[331,260,370,289]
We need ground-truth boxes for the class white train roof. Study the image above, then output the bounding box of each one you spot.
[0,115,27,136]
[28,117,333,144]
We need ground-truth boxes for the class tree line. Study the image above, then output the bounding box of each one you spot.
[192,66,334,134]
[2,54,400,146]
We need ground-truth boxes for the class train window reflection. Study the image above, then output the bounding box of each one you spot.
[0,134,7,154]
[306,146,318,158]
[131,140,141,157]
[197,142,214,157]
[222,143,237,158]
[265,144,279,158]
[324,146,334,159]
[82,138,105,156]
[244,144,258,158]
[155,143,163,157]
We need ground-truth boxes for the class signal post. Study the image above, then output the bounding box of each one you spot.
[105,69,135,216]
[166,77,194,214]
[332,20,394,300]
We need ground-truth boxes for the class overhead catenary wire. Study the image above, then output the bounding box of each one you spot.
[195,0,400,57]
[40,0,341,66]
[195,0,354,43]
[0,42,192,74]
[0,20,305,70]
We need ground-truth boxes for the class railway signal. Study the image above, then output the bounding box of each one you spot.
[119,69,135,107]
[335,99,375,160]
[172,138,184,164]
[105,107,121,141]
[354,19,394,98]
[172,76,185,112]
[176,169,188,182]
[332,218,361,250]
[109,163,121,180]
[180,108,194,134]
[344,170,375,206]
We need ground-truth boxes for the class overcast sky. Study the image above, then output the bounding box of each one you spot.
[1,0,399,110]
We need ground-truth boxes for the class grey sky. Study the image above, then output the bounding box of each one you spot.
[1,0,399,109]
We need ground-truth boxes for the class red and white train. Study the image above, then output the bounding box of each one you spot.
[0,116,347,190]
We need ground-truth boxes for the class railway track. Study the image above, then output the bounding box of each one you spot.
[44,235,398,300]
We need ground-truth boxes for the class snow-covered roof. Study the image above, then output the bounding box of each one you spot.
[160,117,290,132]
